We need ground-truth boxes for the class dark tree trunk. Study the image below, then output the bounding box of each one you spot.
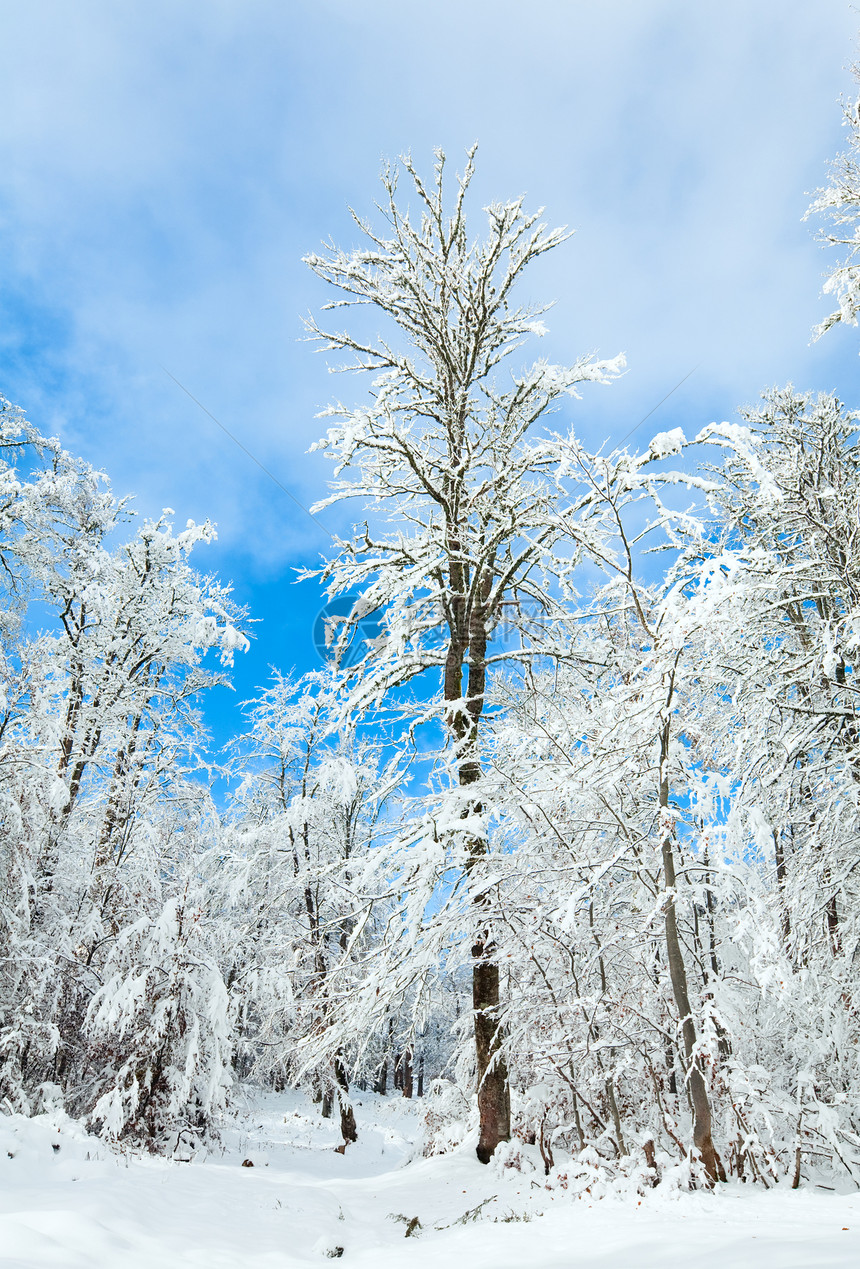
[773,828,792,946]
[339,1101,357,1143]
[417,1052,424,1098]
[376,1017,393,1094]
[400,1048,413,1100]
[472,951,511,1163]
[335,1056,357,1144]
[665,1042,678,1096]
[444,569,511,1164]
[826,893,841,954]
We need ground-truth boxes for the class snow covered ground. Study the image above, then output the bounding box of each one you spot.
[2,1092,859,1268]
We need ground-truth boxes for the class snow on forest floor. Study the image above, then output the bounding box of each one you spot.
[2,1091,860,1269]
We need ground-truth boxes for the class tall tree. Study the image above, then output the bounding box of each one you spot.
[303,148,623,1160]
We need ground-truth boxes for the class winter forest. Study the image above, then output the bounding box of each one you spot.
[7,17,860,1265]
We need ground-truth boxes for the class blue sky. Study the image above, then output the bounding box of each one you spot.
[1,0,859,745]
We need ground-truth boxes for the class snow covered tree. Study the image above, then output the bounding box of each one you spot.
[219,670,400,1147]
[808,67,860,342]
[701,386,860,952]
[85,862,232,1151]
[474,428,727,1183]
[472,393,860,1186]
[303,148,623,1162]
[0,406,247,1142]
[687,388,860,1179]
[0,396,60,618]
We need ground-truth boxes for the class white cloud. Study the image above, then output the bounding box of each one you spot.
[0,0,857,578]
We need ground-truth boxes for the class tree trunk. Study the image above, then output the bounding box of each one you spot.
[400,1048,413,1100]
[472,951,511,1162]
[335,1056,357,1144]
[773,828,792,947]
[444,577,511,1163]
[658,722,723,1184]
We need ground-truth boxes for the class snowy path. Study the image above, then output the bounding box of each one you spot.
[2,1094,859,1268]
